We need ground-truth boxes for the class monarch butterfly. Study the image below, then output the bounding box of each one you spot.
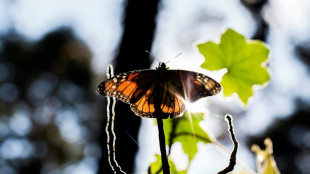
[97,63,221,119]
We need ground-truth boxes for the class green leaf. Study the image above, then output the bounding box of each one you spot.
[163,112,212,161]
[197,29,270,105]
[149,154,187,174]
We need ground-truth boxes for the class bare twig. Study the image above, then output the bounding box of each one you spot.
[106,65,126,174]
[106,65,116,173]
[217,114,238,174]
[214,141,257,174]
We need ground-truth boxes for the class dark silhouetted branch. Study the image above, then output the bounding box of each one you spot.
[217,115,238,174]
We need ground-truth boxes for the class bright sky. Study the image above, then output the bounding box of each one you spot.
[0,0,123,74]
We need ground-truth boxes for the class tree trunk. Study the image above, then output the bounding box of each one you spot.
[97,0,161,173]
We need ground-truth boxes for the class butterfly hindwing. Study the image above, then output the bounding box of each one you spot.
[130,80,186,118]
[130,84,156,118]
[158,80,186,118]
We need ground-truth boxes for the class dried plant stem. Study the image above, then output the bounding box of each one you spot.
[111,97,126,174]
[106,65,126,174]
[105,96,116,173]
[217,114,238,174]
[214,141,257,174]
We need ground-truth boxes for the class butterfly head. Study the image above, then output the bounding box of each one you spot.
[157,62,168,70]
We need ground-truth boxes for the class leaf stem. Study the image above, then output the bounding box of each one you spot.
[156,116,170,174]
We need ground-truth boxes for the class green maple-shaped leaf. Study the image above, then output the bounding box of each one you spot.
[163,112,212,161]
[197,29,270,105]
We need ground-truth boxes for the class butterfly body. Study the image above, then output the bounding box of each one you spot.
[97,63,221,119]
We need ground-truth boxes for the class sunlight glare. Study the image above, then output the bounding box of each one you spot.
[184,100,209,114]
[186,110,196,142]
[182,99,211,143]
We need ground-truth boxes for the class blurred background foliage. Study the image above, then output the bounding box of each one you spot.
[0,0,310,174]
[0,28,101,174]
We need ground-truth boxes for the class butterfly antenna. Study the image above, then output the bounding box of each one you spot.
[145,50,161,63]
[166,52,182,64]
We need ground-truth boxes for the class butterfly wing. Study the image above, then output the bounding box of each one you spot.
[130,81,186,119]
[157,80,186,118]
[168,70,221,103]
[148,70,221,119]
[97,69,162,118]
[129,83,157,118]
[97,70,156,104]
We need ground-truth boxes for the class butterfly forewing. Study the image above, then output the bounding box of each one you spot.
[97,70,156,104]
[168,70,221,102]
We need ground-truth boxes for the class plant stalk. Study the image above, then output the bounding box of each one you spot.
[156,116,170,174]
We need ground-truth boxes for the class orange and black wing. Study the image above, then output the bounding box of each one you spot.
[129,83,157,118]
[97,70,156,104]
[158,79,186,119]
[130,80,186,119]
[97,70,163,118]
[168,70,221,103]
[148,70,221,119]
